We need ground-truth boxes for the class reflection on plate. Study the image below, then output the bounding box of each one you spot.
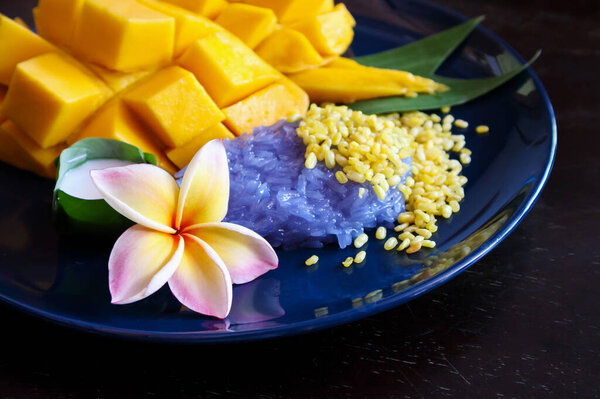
[0,0,556,342]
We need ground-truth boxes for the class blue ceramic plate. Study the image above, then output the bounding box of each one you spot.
[0,0,556,342]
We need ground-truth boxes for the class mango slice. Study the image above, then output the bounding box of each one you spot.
[215,3,277,49]
[34,0,83,49]
[288,64,446,103]
[239,0,334,23]
[290,4,355,56]
[71,0,175,72]
[222,78,309,136]
[160,0,227,19]
[0,120,64,178]
[138,0,217,57]
[0,15,57,85]
[123,66,224,148]
[87,64,156,93]
[178,32,280,107]
[255,28,331,74]
[166,123,234,169]
[69,100,176,173]
[2,53,109,148]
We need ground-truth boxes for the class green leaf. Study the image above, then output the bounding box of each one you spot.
[349,17,540,114]
[53,138,157,236]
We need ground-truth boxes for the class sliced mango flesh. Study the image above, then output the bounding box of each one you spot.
[138,0,215,57]
[71,0,175,72]
[1,53,109,148]
[34,0,83,48]
[0,120,64,178]
[222,78,309,136]
[123,66,225,148]
[70,100,177,173]
[255,28,330,74]
[239,0,333,23]
[215,3,277,49]
[161,0,227,19]
[178,32,280,107]
[87,63,156,93]
[0,15,57,85]
[290,4,355,56]
[166,123,234,169]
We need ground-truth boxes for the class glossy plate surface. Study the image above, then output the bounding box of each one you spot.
[0,1,556,342]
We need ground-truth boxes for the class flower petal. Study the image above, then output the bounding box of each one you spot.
[168,233,232,318]
[184,222,278,284]
[176,139,229,229]
[109,225,184,304]
[91,164,178,234]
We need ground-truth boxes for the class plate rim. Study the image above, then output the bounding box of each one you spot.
[0,0,557,343]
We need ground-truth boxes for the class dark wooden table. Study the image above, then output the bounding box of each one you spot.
[1,1,598,398]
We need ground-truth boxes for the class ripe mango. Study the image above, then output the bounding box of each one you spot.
[161,0,227,19]
[255,28,331,74]
[0,15,57,85]
[178,32,280,107]
[215,3,277,49]
[1,53,110,148]
[71,0,175,72]
[0,120,64,178]
[239,0,334,23]
[87,64,156,93]
[222,78,309,136]
[123,66,224,148]
[166,123,234,169]
[290,4,355,56]
[69,100,176,174]
[34,0,83,49]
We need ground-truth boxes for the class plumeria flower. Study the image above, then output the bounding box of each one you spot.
[90,140,278,318]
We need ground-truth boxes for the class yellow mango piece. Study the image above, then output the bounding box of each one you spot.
[290,3,355,56]
[0,120,64,178]
[288,66,446,103]
[160,0,227,19]
[71,0,175,71]
[255,28,331,74]
[0,15,57,85]
[1,53,108,148]
[178,32,280,107]
[123,66,224,148]
[137,0,217,57]
[70,100,177,174]
[240,0,333,23]
[317,0,335,14]
[222,78,309,136]
[34,0,84,48]
[88,63,155,92]
[13,17,30,30]
[215,3,277,49]
[166,123,234,168]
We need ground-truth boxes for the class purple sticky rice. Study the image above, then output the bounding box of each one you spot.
[178,121,410,249]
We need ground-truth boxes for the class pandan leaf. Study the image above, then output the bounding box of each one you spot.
[350,17,540,113]
[53,138,157,236]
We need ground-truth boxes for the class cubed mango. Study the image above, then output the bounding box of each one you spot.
[222,78,309,136]
[239,0,332,23]
[71,0,175,71]
[160,0,227,19]
[178,32,280,107]
[1,53,109,148]
[69,100,177,173]
[290,4,355,56]
[215,3,277,49]
[255,28,330,74]
[88,63,156,92]
[0,15,57,85]
[34,0,84,48]
[123,66,224,148]
[0,120,64,178]
[138,0,216,56]
[166,123,234,168]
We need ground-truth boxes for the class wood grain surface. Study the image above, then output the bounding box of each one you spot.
[0,0,598,398]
